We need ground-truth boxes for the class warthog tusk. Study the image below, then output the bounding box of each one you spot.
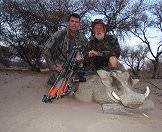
[144,86,150,98]
[142,113,149,118]
[112,91,121,101]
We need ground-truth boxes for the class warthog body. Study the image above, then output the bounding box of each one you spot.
[75,70,154,114]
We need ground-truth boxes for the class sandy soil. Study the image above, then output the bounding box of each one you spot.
[0,70,162,132]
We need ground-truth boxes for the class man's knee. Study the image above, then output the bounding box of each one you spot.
[109,56,118,68]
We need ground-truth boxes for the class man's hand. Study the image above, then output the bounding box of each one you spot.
[75,51,84,62]
[88,50,98,57]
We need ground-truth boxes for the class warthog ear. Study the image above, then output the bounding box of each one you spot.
[97,70,113,84]
[97,70,107,79]
[127,75,134,87]
[125,73,139,87]
[132,79,139,86]
[97,70,112,79]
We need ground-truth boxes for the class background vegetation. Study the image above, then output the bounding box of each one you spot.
[0,0,161,78]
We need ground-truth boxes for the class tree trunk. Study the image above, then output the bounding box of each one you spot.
[30,64,41,72]
[152,58,159,79]
[17,43,41,72]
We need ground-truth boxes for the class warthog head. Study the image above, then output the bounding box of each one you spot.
[97,70,150,109]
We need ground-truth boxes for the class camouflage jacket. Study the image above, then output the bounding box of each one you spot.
[86,34,121,59]
[44,29,88,69]
[85,34,121,70]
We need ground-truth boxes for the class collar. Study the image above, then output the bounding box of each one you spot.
[67,28,80,39]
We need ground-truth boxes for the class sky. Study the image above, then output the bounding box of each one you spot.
[124,30,162,59]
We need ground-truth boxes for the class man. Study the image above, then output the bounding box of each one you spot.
[44,13,87,85]
[44,13,87,70]
[85,19,121,71]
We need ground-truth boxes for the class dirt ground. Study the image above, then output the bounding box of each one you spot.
[0,70,162,132]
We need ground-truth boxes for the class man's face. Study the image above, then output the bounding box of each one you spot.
[68,16,80,32]
[93,23,106,40]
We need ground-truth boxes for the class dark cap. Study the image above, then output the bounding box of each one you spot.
[91,19,106,29]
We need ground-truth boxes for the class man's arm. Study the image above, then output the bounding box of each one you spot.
[111,37,121,59]
[44,30,65,70]
[44,34,55,69]
[106,36,121,68]
[103,35,121,59]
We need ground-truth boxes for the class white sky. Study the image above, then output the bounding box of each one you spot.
[123,28,162,58]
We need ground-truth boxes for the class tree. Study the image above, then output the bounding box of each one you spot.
[130,1,162,78]
[150,1,162,31]
[0,45,13,67]
[121,44,149,76]
[92,0,148,37]
[0,0,91,71]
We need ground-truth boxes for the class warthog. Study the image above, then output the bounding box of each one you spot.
[75,70,154,114]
